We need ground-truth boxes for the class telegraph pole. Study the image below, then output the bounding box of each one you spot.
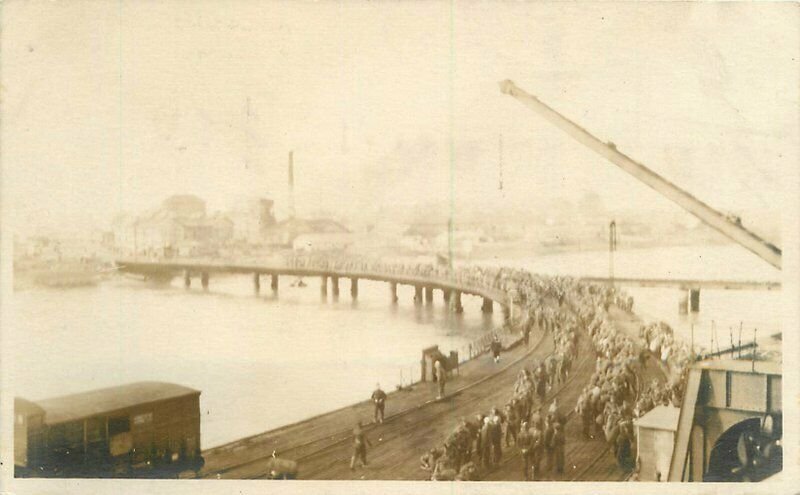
[609,220,617,285]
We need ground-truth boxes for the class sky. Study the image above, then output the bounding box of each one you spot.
[1,1,798,237]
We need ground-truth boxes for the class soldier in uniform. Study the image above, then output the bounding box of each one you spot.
[490,336,503,363]
[489,408,504,465]
[479,417,493,469]
[431,452,457,481]
[504,401,520,447]
[371,383,387,424]
[420,447,444,472]
[551,422,566,476]
[516,421,533,481]
[350,421,372,470]
[543,417,555,473]
[434,359,446,399]
[530,423,544,480]
[534,364,547,403]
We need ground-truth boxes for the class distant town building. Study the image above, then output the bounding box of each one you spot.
[113,195,233,258]
[229,198,276,245]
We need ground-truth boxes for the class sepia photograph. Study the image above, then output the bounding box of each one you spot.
[1,1,797,493]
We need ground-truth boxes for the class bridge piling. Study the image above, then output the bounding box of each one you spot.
[321,276,328,298]
[450,291,463,313]
[350,278,358,299]
[389,282,398,303]
[184,270,191,288]
[201,272,209,290]
[253,273,260,293]
[271,274,279,292]
[331,276,340,299]
[481,297,493,313]
[443,289,452,304]
[424,286,434,304]
[414,285,423,305]
[689,289,700,312]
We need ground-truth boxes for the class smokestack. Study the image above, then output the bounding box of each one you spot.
[288,151,295,219]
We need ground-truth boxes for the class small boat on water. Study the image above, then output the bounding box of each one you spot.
[290,277,307,288]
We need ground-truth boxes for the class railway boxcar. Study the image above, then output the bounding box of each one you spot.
[15,381,204,478]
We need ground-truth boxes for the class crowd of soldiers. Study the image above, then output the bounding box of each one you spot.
[418,271,628,481]
[286,254,696,480]
[572,301,696,471]
[640,321,694,373]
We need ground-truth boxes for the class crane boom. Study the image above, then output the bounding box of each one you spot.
[499,80,782,270]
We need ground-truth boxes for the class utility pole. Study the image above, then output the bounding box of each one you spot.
[609,220,617,285]
[288,151,296,220]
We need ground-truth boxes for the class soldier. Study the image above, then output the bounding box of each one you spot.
[504,401,519,447]
[517,421,533,480]
[349,421,372,470]
[455,461,479,481]
[472,413,485,458]
[420,447,444,472]
[551,422,566,476]
[530,423,544,480]
[529,406,543,431]
[577,391,594,439]
[543,417,555,473]
[535,364,547,403]
[490,336,503,363]
[371,383,387,424]
[479,417,493,469]
[434,359,446,399]
[431,452,457,481]
[489,409,504,465]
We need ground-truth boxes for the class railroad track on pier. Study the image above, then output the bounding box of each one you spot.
[203,327,551,479]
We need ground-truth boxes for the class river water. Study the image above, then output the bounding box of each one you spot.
[7,243,782,449]
[8,275,499,448]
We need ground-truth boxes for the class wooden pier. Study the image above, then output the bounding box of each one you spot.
[200,307,657,481]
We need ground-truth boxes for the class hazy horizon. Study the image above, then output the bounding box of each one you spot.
[3,2,797,240]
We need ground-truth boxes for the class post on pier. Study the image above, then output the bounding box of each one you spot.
[331,276,340,298]
[390,282,398,303]
[271,274,279,292]
[425,286,434,304]
[482,297,493,313]
[450,291,463,313]
[184,270,191,288]
[253,273,260,293]
[351,278,359,299]
[321,275,328,298]
[201,272,209,290]
[414,285,423,305]
[689,289,700,312]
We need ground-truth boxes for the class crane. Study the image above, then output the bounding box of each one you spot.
[499,80,782,270]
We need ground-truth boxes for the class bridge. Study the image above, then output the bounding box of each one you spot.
[115,257,778,316]
[114,257,513,317]
[579,276,780,291]
[580,276,779,314]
